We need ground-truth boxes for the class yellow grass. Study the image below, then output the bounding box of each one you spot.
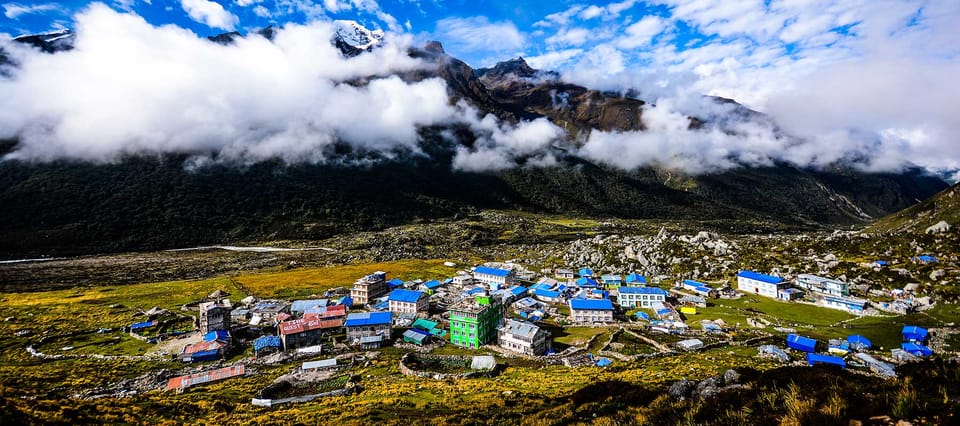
[234,259,459,298]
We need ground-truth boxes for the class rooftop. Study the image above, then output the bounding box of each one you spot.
[499,319,543,339]
[474,266,512,277]
[569,298,613,311]
[388,289,426,303]
[737,270,784,284]
[344,312,393,327]
[619,286,667,296]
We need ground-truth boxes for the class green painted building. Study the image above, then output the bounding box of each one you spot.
[448,295,503,348]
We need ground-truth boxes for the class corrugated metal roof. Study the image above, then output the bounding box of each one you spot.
[302,358,338,369]
[575,277,599,287]
[682,279,708,287]
[786,334,817,352]
[578,268,594,277]
[344,312,393,327]
[166,365,245,391]
[203,330,230,342]
[279,317,344,335]
[806,353,846,368]
[619,286,667,295]
[499,319,542,339]
[737,270,783,284]
[534,288,560,298]
[625,273,646,283]
[474,266,511,277]
[291,299,328,313]
[388,289,426,303]
[508,285,527,296]
[423,280,441,289]
[569,299,613,311]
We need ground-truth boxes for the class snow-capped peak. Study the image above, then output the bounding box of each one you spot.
[333,20,384,50]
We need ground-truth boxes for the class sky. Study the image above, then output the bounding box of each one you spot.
[0,0,958,178]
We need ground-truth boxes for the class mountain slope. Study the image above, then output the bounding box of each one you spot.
[868,182,960,233]
[0,25,950,258]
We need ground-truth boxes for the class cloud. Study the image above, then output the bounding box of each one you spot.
[179,0,239,31]
[235,0,261,7]
[252,5,270,17]
[545,27,591,46]
[525,48,584,70]
[616,15,667,49]
[2,2,61,19]
[433,16,524,59]
[0,4,459,164]
[452,116,563,172]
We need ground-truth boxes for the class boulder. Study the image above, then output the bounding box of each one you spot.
[925,221,951,234]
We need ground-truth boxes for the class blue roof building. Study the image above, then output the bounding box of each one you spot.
[475,266,511,277]
[902,325,929,342]
[901,342,933,357]
[914,255,938,264]
[344,312,393,327]
[786,334,818,352]
[600,275,622,286]
[534,288,561,301]
[575,277,599,288]
[846,335,872,350]
[388,289,425,303]
[578,268,594,277]
[422,280,441,291]
[625,273,647,285]
[203,330,230,343]
[569,299,614,323]
[618,286,668,308]
[806,353,846,368]
[737,270,788,298]
[387,278,405,289]
[337,296,353,307]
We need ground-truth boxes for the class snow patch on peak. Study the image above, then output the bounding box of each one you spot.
[333,20,383,50]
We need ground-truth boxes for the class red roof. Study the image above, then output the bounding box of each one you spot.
[182,340,226,354]
[276,312,292,322]
[279,317,344,335]
[166,365,245,391]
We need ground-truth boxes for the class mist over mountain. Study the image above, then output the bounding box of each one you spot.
[0,8,951,258]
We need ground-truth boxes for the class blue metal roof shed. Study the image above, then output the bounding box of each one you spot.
[534,289,561,299]
[344,312,393,327]
[625,273,647,284]
[190,350,221,362]
[387,278,405,289]
[474,266,511,277]
[902,325,929,342]
[507,285,527,297]
[253,335,282,352]
[901,342,933,356]
[578,268,594,277]
[737,270,783,284]
[806,353,846,368]
[786,334,818,352]
[423,280,441,290]
[846,335,872,350]
[204,330,230,342]
[570,299,614,311]
[388,289,425,303]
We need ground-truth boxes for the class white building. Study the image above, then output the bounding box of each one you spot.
[618,287,667,308]
[817,294,868,315]
[473,266,516,289]
[498,319,552,356]
[737,270,790,299]
[569,299,614,323]
[452,274,475,286]
[796,274,850,297]
[387,289,429,315]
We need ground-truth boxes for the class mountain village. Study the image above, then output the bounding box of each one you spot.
[34,242,942,405]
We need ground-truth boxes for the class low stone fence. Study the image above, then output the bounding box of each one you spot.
[251,388,354,407]
[398,353,497,380]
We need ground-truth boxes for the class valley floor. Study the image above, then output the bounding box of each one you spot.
[2,213,959,424]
